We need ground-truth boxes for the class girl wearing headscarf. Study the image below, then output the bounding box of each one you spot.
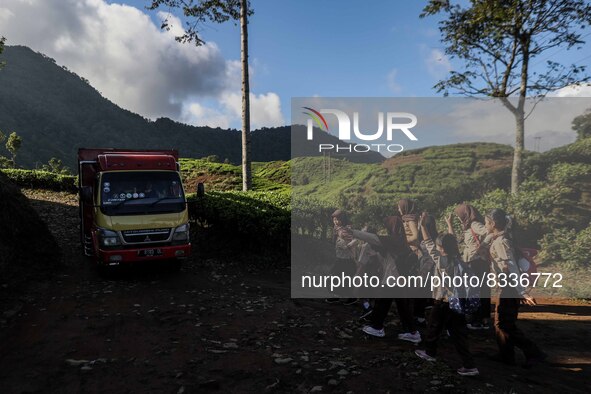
[325,209,358,304]
[485,209,546,368]
[447,203,491,330]
[398,199,420,251]
[351,216,420,343]
[397,199,423,338]
[415,212,479,376]
[415,213,438,322]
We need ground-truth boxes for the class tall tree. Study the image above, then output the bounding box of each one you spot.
[0,36,5,70]
[422,0,591,193]
[240,0,251,191]
[572,108,591,140]
[6,132,22,167]
[147,0,254,190]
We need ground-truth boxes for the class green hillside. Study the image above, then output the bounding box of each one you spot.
[292,142,514,212]
[180,158,290,193]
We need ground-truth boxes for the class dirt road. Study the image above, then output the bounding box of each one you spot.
[0,190,589,393]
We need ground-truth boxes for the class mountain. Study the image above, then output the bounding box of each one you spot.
[0,46,383,170]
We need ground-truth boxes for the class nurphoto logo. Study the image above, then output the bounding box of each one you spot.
[303,106,418,153]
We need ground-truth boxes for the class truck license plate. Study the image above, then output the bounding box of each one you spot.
[138,248,162,257]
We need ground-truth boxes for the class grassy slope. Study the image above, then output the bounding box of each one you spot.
[292,142,514,210]
[180,158,290,193]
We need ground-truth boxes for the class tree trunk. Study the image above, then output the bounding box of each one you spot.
[511,106,525,194]
[512,35,530,194]
[240,0,251,191]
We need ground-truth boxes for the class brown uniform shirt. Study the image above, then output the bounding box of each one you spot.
[489,232,526,296]
[462,221,488,263]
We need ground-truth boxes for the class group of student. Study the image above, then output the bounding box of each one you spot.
[327,199,547,377]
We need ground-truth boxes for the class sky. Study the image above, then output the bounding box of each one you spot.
[1,0,591,150]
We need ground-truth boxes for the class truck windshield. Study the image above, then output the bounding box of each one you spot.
[100,171,186,216]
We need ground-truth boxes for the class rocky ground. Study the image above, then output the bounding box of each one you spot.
[0,190,589,393]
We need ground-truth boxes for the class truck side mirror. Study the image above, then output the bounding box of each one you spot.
[196,182,205,198]
[80,186,93,202]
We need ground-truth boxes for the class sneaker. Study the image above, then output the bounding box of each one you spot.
[467,323,489,330]
[457,367,480,376]
[414,349,436,362]
[362,325,385,338]
[416,317,426,324]
[398,331,422,344]
[343,298,358,306]
[325,298,340,304]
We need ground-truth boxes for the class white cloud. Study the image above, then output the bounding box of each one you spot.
[220,92,285,129]
[386,69,401,93]
[0,0,285,128]
[424,48,452,79]
[181,102,230,129]
[442,98,588,150]
[549,83,591,97]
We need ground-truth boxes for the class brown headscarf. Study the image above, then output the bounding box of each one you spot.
[331,209,351,226]
[380,215,408,256]
[454,203,484,231]
[398,199,418,222]
[332,209,353,243]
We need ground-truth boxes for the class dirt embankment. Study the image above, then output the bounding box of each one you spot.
[0,190,589,393]
[0,176,61,296]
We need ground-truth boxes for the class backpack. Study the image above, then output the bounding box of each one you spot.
[470,227,491,262]
[517,247,538,279]
[448,259,481,315]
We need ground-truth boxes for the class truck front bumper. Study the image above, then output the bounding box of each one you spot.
[97,243,191,265]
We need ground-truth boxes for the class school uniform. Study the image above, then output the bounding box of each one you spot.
[420,238,476,369]
[351,230,415,332]
[462,221,492,322]
[489,232,544,362]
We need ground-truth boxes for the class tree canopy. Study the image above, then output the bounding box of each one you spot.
[147,0,252,46]
[421,0,591,98]
[421,0,591,193]
[572,108,591,140]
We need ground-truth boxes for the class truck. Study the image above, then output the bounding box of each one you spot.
[78,148,191,269]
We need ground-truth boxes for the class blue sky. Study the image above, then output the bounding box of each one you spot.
[119,0,452,114]
[1,0,591,149]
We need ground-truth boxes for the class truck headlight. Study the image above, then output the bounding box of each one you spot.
[99,228,121,247]
[173,223,190,241]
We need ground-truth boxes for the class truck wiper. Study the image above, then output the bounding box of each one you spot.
[149,196,181,207]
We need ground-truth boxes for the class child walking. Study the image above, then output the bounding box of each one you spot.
[485,209,546,368]
[415,212,479,377]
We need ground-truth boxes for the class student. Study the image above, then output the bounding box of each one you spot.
[396,199,422,340]
[448,203,491,330]
[325,209,357,305]
[485,209,546,368]
[353,216,421,344]
[398,199,420,251]
[415,213,438,323]
[354,225,380,320]
[415,213,479,377]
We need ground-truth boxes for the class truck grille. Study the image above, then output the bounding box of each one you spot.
[121,228,171,244]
